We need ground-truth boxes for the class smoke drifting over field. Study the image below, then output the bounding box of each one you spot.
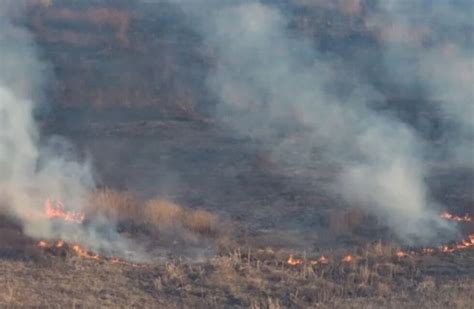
[0,1,88,230]
[0,2,147,260]
[0,0,471,252]
[368,1,474,167]
[176,0,473,243]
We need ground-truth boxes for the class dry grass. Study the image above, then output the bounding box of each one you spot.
[135,247,474,308]
[183,209,218,236]
[0,209,473,308]
[87,188,139,222]
[142,199,184,229]
[143,198,219,236]
[87,189,222,239]
[2,187,470,307]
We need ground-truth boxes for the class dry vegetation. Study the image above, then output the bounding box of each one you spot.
[0,188,473,307]
[1,242,473,308]
[3,2,471,307]
[143,199,185,229]
[87,188,220,238]
[87,188,140,222]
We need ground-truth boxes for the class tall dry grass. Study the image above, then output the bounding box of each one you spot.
[87,188,140,222]
[143,199,218,236]
[86,189,221,237]
[183,209,218,236]
[142,199,184,229]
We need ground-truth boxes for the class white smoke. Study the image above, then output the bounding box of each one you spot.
[366,1,474,168]
[0,2,93,234]
[0,2,149,261]
[3,0,465,250]
[182,1,454,244]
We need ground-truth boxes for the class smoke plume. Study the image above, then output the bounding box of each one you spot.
[2,0,469,252]
[179,1,460,244]
[366,1,473,167]
[0,2,147,261]
[0,1,89,236]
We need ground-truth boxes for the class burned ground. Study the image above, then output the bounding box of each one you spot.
[1,118,473,307]
[1,1,473,307]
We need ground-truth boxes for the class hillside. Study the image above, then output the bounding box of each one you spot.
[1,1,473,307]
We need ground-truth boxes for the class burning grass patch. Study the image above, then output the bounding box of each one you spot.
[2,249,474,307]
[1,187,474,307]
[85,189,224,246]
[136,246,474,308]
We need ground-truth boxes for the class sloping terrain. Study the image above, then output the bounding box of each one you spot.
[0,1,473,307]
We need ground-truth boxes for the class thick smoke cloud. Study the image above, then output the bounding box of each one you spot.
[179,1,458,244]
[0,2,148,260]
[0,1,91,235]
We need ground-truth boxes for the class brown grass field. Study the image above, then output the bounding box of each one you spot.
[1,239,474,308]
[1,187,473,308]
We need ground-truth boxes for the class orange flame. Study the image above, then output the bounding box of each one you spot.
[56,240,65,248]
[396,251,409,258]
[287,234,474,267]
[309,255,330,265]
[37,240,49,248]
[39,197,145,267]
[287,255,304,266]
[341,255,353,263]
[422,248,435,254]
[37,240,101,260]
[71,245,101,261]
[36,240,144,268]
[36,240,67,250]
[287,255,330,266]
[44,198,85,224]
[318,256,329,264]
[441,245,454,253]
[440,211,472,223]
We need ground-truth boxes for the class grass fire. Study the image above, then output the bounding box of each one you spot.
[1,1,473,308]
[44,198,85,224]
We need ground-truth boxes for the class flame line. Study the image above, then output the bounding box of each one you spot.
[36,240,145,268]
[287,233,474,266]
